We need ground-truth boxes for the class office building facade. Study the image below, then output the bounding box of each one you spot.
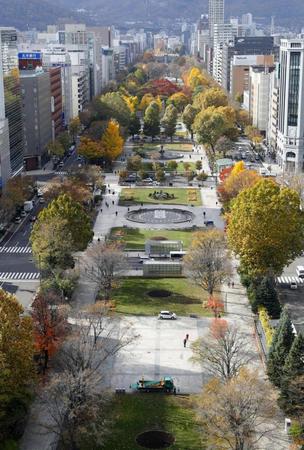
[277,39,304,172]
[208,0,224,39]
[0,27,24,176]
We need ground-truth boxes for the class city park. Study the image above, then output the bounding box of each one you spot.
[2,56,304,450]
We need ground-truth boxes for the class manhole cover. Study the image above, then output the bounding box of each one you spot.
[148,290,171,298]
[136,430,175,449]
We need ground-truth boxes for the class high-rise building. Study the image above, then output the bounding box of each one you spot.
[277,39,304,173]
[197,15,210,62]
[208,0,224,39]
[212,23,235,84]
[0,45,11,188]
[249,66,275,132]
[0,27,24,176]
[20,69,52,170]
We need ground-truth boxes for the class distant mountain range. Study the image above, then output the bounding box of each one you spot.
[0,0,303,30]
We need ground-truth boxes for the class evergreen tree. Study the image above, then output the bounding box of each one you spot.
[128,112,141,138]
[284,333,304,378]
[143,101,160,139]
[161,104,178,141]
[255,276,281,318]
[267,308,295,387]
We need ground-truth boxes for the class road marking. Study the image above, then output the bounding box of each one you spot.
[0,246,32,254]
[0,272,39,281]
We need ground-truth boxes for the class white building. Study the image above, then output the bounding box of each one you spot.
[249,66,275,132]
[212,23,235,84]
[208,0,224,39]
[267,67,279,152]
[277,39,304,173]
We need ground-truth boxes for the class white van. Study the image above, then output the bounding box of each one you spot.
[296,265,304,278]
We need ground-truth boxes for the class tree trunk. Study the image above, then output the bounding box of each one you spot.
[43,349,49,374]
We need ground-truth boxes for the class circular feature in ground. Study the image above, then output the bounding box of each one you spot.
[136,430,175,449]
[148,289,171,298]
[126,208,194,224]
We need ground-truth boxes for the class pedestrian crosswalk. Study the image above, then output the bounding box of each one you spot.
[0,272,40,281]
[54,171,67,176]
[276,276,304,285]
[0,246,32,254]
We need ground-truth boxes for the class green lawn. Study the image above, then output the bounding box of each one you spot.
[109,227,198,250]
[119,188,202,206]
[112,277,210,316]
[103,394,203,450]
[176,162,196,173]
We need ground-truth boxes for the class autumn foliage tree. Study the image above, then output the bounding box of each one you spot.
[78,136,103,160]
[0,290,34,442]
[227,179,304,277]
[167,92,189,112]
[31,293,68,374]
[101,119,124,163]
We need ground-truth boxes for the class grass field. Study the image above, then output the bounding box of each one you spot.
[112,277,210,316]
[176,161,196,173]
[109,227,198,250]
[103,394,203,450]
[119,188,202,206]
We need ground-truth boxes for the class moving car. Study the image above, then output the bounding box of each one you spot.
[20,210,27,218]
[14,216,21,224]
[204,220,215,227]
[39,197,45,204]
[158,311,177,320]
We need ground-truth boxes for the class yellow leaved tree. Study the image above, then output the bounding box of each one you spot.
[101,120,124,162]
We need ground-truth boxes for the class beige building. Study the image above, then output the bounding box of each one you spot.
[230,54,274,98]
[249,66,275,132]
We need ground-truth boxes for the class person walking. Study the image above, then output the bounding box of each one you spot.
[112,200,115,205]
[115,211,118,216]
[186,334,189,341]
[183,338,187,348]
[231,281,235,288]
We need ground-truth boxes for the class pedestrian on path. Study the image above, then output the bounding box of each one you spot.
[203,211,206,217]
[183,338,187,348]
[115,211,118,216]
[186,334,189,341]
[232,281,235,288]
[112,191,115,195]
[100,208,103,213]
[112,200,115,205]
[228,281,231,288]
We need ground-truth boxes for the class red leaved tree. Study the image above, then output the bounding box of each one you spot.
[31,293,68,374]
[207,296,224,318]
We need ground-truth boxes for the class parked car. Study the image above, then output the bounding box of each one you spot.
[204,220,215,227]
[37,189,43,197]
[20,210,27,217]
[29,215,37,222]
[158,311,177,320]
[58,161,64,168]
[14,216,21,224]
[39,197,45,204]
[290,282,298,290]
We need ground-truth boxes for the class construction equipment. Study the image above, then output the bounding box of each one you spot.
[130,376,176,393]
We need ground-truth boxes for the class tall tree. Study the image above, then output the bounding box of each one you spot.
[57,131,71,152]
[69,116,81,142]
[47,140,64,158]
[182,104,197,139]
[101,119,124,162]
[193,107,231,153]
[200,87,228,109]
[161,104,178,141]
[83,242,127,300]
[128,111,141,138]
[0,290,34,442]
[254,276,281,318]
[31,217,74,272]
[191,324,252,381]
[78,136,103,160]
[227,179,304,277]
[34,194,93,252]
[245,125,263,146]
[31,292,68,373]
[100,92,131,127]
[143,101,160,139]
[267,308,295,387]
[167,92,189,112]
[197,369,279,450]
[184,230,231,296]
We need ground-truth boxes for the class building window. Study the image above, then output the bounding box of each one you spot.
[287,52,301,127]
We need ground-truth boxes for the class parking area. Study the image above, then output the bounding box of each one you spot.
[109,316,209,394]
